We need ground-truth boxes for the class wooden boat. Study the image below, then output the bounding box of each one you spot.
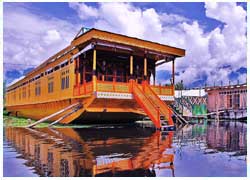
[5,28,185,128]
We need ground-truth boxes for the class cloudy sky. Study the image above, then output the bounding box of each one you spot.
[3,2,247,87]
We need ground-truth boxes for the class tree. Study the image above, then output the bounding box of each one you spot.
[175,81,185,90]
[3,81,6,106]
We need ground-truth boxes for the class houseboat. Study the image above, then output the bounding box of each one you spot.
[5,28,185,129]
[205,83,247,120]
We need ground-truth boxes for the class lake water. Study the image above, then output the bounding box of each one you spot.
[3,120,247,177]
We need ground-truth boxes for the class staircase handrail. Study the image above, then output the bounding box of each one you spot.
[130,80,160,128]
[142,81,174,125]
[143,82,171,112]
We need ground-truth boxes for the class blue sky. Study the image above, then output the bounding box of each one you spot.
[3,2,247,87]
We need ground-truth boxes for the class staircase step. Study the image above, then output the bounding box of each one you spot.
[160,115,165,120]
[161,125,176,131]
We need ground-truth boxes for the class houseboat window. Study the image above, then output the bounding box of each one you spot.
[219,94,224,109]
[234,94,240,109]
[48,82,54,93]
[35,81,41,96]
[22,87,26,98]
[28,87,30,98]
[61,70,69,90]
[54,65,60,71]
[65,76,69,88]
[19,90,21,100]
[61,61,69,68]
[48,77,54,93]
[227,95,232,108]
[48,69,53,74]
[61,77,65,90]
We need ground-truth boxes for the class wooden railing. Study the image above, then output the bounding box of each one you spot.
[73,81,93,96]
[73,80,174,96]
[96,80,130,93]
[151,85,174,96]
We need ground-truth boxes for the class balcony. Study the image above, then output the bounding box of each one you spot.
[73,80,174,97]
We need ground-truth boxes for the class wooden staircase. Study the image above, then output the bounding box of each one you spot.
[130,80,175,130]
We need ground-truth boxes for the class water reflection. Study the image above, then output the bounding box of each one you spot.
[5,127,175,177]
[4,120,247,177]
[174,121,247,156]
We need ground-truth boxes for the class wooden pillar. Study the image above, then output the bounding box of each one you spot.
[130,55,133,78]
[78,58,81,85]
[75,57,79,85]
[153,69,156,86]
[83,64,86,84]
[172,60,175,85]
[144,57,147,80]
[93,49,97,91]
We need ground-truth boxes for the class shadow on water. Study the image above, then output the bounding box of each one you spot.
[3,120,247,177]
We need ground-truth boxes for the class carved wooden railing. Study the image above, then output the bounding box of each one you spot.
[151,85,174,96]
[73,81,93,96]
[96,80,130,93]
[73,80,174,97]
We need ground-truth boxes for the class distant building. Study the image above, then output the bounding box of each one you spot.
[174,89,207,117]
[205,83,247,119]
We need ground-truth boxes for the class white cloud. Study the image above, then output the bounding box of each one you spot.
[68,2,98,20]
[160,13,189,25]
[43,30,61,45]
[4,3,80,81]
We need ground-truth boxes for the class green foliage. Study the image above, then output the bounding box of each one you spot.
[175,81,185,90]
[3,81,6,105]
[3,115,50,128]
[3,115,93,128]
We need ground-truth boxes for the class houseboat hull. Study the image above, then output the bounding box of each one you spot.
[6,95,148,124]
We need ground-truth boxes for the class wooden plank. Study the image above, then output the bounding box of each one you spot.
[170,108,188,124]
[48,106,81,127]
[26,102,80,128]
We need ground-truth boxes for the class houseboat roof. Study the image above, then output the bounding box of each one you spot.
[7,28,185,90]
[72,28,185,57]
[205,83,247,91]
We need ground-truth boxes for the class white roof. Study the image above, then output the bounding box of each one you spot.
[175,89,207,98]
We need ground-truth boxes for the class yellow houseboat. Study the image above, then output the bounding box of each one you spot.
[5,28,185,129]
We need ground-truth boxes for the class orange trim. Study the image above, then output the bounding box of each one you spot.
[130,80,161,128]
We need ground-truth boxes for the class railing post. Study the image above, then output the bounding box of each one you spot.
[78,84,80,96]
[142,81,145,92]
[129,79,134,93]
[159,83,162,95]
[157,106,160,128]
[113,79,115,92]
[84,80,86,94]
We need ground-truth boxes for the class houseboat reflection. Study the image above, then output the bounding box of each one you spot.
[5,127,175,177]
